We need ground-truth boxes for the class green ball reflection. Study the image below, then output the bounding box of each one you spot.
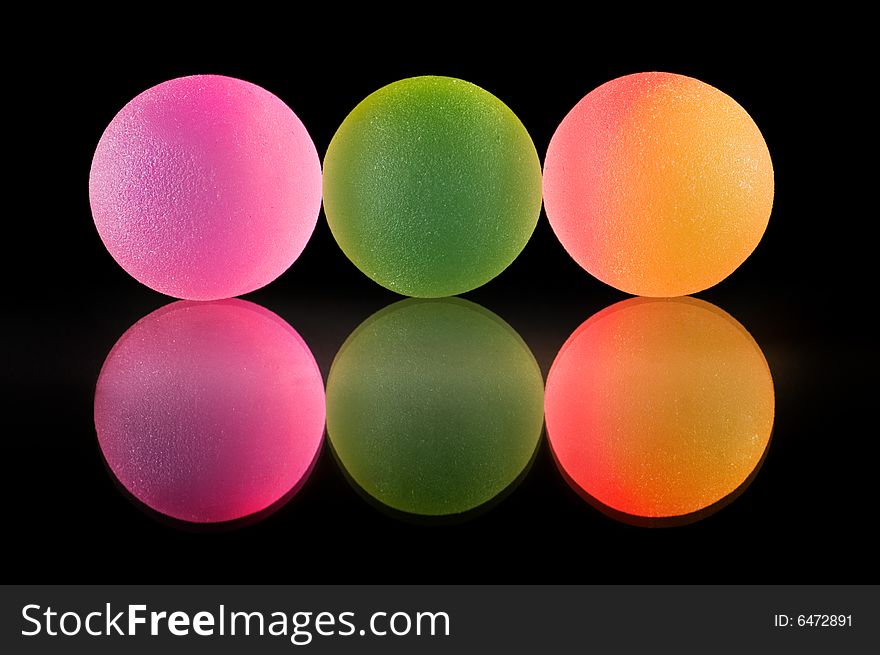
[327,298,544,517]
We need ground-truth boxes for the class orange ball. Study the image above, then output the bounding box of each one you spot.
[543,72,774,297]
[545,297,774,520]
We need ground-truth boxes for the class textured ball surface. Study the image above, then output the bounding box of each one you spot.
[95,300,325,523]
[545,297,774,519]
[90,75,321,300]
[543,72,774,297]
[326,298,544,515]
[323,76,542,297]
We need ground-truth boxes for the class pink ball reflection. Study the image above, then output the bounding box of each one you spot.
[94,299,325,524]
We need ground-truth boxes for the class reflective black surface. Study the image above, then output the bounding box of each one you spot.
[8,33,870,583]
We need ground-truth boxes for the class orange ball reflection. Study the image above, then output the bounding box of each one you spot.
[545,297,774,522]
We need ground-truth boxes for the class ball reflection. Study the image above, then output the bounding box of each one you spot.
[545,297,774,524]
[94,299,325,525]
[326,298,544,517]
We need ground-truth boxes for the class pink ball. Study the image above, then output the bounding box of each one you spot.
[94,299,326,524]
[89,75,322,300]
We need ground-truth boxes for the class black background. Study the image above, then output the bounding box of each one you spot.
[7,27,870,583]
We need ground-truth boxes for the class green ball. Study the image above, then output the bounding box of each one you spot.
[323,76,543,297]
[326,298,545,516]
